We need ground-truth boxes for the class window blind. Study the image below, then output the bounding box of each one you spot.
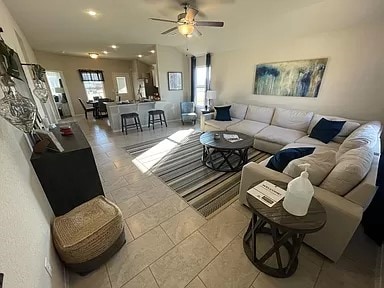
[78,69,104,82]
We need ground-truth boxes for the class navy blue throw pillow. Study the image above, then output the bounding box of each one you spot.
[266,147,315,172]
[215,105,231,121]
[309,118,346,144]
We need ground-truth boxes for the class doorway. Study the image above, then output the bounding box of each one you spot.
[113,73,134,101]
[46,71,74,119]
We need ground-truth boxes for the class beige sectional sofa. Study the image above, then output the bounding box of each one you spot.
[201,103,382,261]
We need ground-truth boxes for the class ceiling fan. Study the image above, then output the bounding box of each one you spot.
[149,4,224,37]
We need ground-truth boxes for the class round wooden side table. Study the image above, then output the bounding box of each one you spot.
[243,180,326,278]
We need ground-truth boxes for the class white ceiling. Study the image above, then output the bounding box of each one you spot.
[3,0,384,58]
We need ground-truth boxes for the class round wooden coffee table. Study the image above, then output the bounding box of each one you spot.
[243,180,326,278]
[200,131,254,172]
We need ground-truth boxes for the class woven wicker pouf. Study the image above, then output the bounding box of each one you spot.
[52,196,126,275]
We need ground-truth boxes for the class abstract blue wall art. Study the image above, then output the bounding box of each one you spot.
[254,58,328,97]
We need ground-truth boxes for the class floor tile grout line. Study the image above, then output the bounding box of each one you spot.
[148,266,161,288]
[127,201,189,240]
[312,258,325,288]
[190,230,241,288]
[104,263,114,288]
[109,227,176,288]
[197,276,208,288]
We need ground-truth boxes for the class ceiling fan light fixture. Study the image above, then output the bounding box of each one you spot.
[178,24,194,36]
[89,53,99,59]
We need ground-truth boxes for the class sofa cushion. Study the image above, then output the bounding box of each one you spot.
[205,118,242,130]
[307,114,361,143]
[230,103,248,119]
[266,147,315,172]
[337,121,381,156]
[283,150,337,186]
[271,108,313,132]
[295,136,340,150]
[320,146,373,196]
[309,118,346,144]
[227,120,268,136]
[255,125,306,145]
[215,105,231,121]
[245,105,275,124]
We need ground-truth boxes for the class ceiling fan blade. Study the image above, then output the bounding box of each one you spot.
[186,7,199,21]
[195,21,224,27]
[161,26,178,35]
[149,18,178,24]
[193,27,202,37]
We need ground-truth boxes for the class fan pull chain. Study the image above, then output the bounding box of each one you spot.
[185,36,189,53]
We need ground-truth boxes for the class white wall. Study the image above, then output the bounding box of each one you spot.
[211,20,384,123]
[0,1,65,287]
[156,45,190,120]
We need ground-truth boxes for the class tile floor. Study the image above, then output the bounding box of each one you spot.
[67,116,381,288]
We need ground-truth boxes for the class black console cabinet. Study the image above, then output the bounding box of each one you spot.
[31,122,104,216]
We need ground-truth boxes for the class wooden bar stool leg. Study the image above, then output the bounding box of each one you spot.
[137,116,143,132]
[121,117,124,133]
[134,117,138,131]
[152,114,155,130]
[159,113,163,126]
[163,112,168,127]
[148,113,151,128]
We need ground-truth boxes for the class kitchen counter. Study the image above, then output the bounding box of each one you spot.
[106,102,156,132]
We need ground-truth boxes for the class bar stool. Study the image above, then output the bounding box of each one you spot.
[148,109,168,130]
[121,112,143,134]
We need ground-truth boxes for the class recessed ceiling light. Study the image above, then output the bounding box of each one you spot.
[138,54,143,58]
[89,53,99,59]
[111,45,118,49]
[86,10,98,17]
[149,50,156,54]
[186,34,193,38]
[102,51,109,54]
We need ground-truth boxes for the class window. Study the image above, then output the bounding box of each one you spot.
[83,81,105,100]
[79,70,105,100]
[116,77,128,94]
[196,66,206,107]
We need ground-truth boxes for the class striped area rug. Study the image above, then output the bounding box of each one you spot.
[125,131,270,217]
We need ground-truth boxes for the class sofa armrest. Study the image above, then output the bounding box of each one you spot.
[344,154,379,210]
[200,112,215,131]
[239,162,293,205]
[306,185,363,261]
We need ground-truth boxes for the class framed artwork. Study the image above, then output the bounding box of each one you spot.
[167,72,183,91]
[254,58,328,98]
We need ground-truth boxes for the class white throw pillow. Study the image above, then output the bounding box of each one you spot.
[320,145,373,196]
[283,150,337,186]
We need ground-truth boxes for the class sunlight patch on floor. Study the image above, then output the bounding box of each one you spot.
[132,129,195,173]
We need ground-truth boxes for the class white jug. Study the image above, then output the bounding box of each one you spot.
[283,163,314,216]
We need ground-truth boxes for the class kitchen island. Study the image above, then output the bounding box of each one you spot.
[106,102,155,132]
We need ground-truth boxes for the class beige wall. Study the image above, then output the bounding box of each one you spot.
[156,45,189,103]
[0,1,65,288]
[35,51,135,115]
[211,20,384,124]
